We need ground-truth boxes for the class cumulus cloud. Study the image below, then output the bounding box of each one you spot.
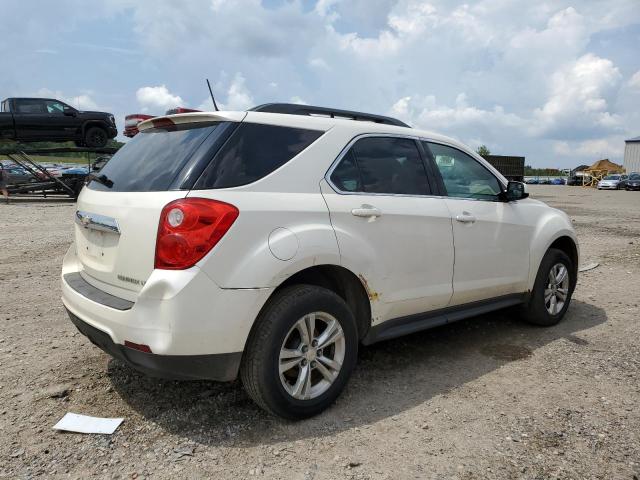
[35,88,100,111]
[309,57,330,71]
[553,138,625,159]
[390,93,525,148]
[136,85,184,113]
[198,73,254,112]
[222,73,254,111]
[315,0,341,19]
[629,71,640,90]
[1,0,638,165]
[532,54,622,139]
[506,7,588,67]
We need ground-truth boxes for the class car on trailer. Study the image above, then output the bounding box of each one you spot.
[5,166,34,184]
[0,97,117,147]
[124,107,201,138]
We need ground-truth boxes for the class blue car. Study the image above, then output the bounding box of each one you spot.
[61,167,89,175]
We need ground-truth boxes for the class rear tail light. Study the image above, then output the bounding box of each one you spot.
[155,198,239,270]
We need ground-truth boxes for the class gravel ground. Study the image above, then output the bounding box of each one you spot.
[1,186,639,479]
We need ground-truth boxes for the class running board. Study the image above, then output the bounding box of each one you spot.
[362,293,528,345]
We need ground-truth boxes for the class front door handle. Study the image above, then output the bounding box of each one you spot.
[351,205,382,218]
[455,212,476,224]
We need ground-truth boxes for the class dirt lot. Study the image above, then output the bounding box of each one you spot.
[1,186,639,479]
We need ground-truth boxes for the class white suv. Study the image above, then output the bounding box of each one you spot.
[61,104,578,419]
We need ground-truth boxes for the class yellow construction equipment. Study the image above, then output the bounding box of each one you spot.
[583,159,624,187]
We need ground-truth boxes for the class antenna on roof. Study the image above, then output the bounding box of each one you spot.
[206,79,219,111]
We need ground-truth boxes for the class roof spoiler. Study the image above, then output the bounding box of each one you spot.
[138,111,246,131]
[250,103,410,128]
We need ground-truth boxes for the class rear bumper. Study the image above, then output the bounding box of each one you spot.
[61,244,273,379]
[67,309,242,381]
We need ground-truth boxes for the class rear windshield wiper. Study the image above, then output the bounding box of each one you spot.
[86,173,114,188]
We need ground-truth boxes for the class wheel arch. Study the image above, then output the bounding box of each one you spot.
[548,235,579,286]
[81,120,109,136]
[261,264,373,342]
[529,231,579,292]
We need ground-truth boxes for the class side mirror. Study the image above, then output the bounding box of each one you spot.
[502,181,529,202]
[63,108,77,117]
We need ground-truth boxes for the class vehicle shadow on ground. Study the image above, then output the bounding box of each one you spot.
[107,299,606,447]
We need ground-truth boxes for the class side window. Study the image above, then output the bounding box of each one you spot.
[45,101,66,114]
[330,150,361,192]
[194,123,323,189]
[426,142,502,200]
[331,137,429,195]
[15,99,46,114]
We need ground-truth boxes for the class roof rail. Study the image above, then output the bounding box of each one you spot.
[250,103,410,128]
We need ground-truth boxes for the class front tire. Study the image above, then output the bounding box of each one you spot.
[84,127,108,148]
[521,248,575,326]
[240,285,358,420]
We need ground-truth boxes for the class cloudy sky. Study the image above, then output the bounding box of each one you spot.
[1,0,639,167]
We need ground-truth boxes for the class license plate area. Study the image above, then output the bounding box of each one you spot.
[85,230,105,258]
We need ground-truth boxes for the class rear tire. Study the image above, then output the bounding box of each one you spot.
[521,248,575,326]
[240,285,358,420]
[84,127,108,148]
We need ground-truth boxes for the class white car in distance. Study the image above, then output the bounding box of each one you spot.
[597,174,627,190]
[61,103,579,419]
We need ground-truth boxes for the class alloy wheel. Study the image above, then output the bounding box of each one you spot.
[544,263,570,315]
[279,312,345,400]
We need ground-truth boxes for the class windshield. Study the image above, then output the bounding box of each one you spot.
[88,122,227,192]
[603,175,620,180]
[629,174,640,180]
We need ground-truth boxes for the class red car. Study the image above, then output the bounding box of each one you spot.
[123,114,154,138]
[123,108,201,138]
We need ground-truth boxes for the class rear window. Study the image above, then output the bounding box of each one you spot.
[330,136,430,195]
[88,122,224,192]
[193,123,323,189]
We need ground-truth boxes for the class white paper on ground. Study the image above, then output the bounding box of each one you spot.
[53,413,124,434]
[579,262,599,272]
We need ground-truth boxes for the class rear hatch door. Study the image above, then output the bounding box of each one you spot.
[74,114,243,298]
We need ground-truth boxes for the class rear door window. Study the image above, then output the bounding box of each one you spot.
[330,136,430,195]
[15,99,46,114]
[329,150,362,192]
[193,123,323,189]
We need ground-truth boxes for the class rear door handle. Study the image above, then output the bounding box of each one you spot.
[351,205,382,218]
[455,212,476,224]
